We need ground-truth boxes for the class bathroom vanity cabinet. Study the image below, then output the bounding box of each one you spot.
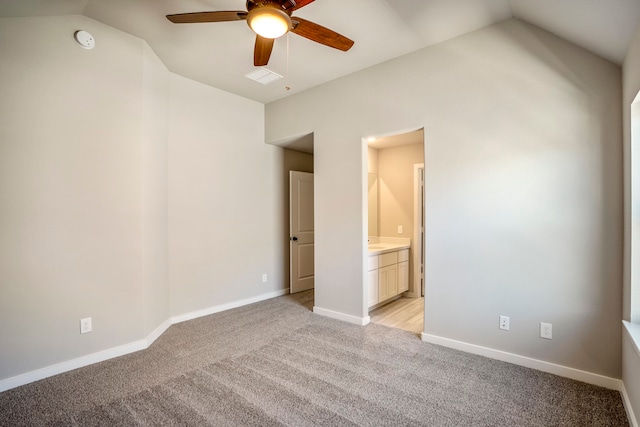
[368,247,409,309]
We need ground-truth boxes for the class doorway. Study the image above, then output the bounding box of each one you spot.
[365,128,425,335]
[278,146,314,296]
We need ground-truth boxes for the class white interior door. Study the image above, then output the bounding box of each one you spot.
[290,171,314,293]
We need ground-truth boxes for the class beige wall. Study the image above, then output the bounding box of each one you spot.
[167,74,286,316]
[0,15,152,379]
[0,14,292,384]
[378,143,424,239]
[141,42,170,336]
[368,147,379,237]
[367,146,379,174]
[624,17,640,325]
[266,19,623,378]
[622,18,640,423]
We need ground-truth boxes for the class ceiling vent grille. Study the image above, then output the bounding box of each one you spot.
[245,68,283,85]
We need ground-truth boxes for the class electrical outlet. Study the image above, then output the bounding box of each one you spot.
[397,225,403,234]
[80,317,92,334]
[540,322,552,339]
[262,273,268,283]
[499,315,510,331]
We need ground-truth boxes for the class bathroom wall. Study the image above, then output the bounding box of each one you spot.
[367,147,379,237]
[368,146,379,174]
[266,19,623,378]
[378,143,424,240]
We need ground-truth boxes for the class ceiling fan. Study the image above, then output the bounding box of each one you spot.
[166,0,354,66]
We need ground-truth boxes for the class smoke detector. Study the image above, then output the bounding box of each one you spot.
[74,30,95,49]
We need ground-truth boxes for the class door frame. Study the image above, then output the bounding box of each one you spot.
[363,127,426,330]
[411,163,425,298]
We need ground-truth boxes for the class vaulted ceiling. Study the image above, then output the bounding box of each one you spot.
[1,0,639,104]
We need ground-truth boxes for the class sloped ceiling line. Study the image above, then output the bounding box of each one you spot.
[1,0,638,103]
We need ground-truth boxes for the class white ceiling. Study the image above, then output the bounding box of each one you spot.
[1,0,639,105]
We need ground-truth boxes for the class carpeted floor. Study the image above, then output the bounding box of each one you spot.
[0,291,629,426]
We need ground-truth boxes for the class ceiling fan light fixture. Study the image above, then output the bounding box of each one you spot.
[247,7,291,39]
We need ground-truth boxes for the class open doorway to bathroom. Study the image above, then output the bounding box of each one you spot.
[366,128,425,335]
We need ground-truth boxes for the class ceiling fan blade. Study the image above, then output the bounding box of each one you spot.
[166,11,247,24]
[284,0,315,11]
[254,35,275,66]
[291,17,354,51]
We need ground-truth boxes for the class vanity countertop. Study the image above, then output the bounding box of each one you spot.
[368,242,410,255]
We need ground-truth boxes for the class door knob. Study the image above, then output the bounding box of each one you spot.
[290,236,298,241]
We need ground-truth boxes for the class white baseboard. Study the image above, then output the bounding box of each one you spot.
[146,318,172,346]
[620,380,639,427]
[171,289,289,324]
[0,289,289,393]
[313,306,370,326]
[421,332,620,390]
[0,339,147,393]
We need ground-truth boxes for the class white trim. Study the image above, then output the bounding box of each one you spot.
[313,306,371,326]
[171,289,289,324]
[0,339,147,393]
[421,332,621,390]
[145,318,172,346]
[624,321,640,358]
[620,380,639,427]
[411,163,424,298]
[0,289,289,393]
[623,321,640,427]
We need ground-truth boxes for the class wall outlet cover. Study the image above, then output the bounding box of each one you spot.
[80,317,92,334]
[540,322,552,339]
[499,315,510,331]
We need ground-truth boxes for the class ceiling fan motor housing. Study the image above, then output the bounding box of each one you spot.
[246,1,293,39]
[247,0,292,13]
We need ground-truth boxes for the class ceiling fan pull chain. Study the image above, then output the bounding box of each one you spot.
[285,32,291,91]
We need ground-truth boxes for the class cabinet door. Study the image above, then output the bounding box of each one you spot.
[368,269,379,307]
[388,263,398,297]
[398,261,409,293]
[379,264,399,303]
[378,266,390,302]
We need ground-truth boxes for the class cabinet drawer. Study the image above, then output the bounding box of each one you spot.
[379,251,398,268]
[398,249,409,263]
[368,255,379,271]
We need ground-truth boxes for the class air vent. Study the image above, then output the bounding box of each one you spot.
[245,68,283,85]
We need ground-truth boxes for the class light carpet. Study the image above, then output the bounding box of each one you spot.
[0,291,628,426]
